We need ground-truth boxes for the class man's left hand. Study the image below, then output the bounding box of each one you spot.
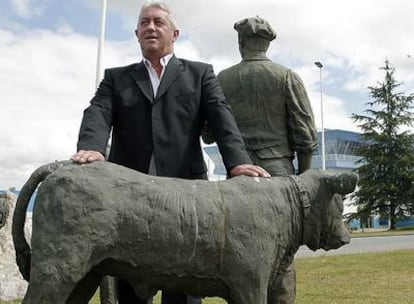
[230,164,271,178]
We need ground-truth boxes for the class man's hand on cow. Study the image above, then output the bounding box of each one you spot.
[71,150,105,164]
[230,164,271,178]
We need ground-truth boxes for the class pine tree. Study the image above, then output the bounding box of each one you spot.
[351,60,414,229]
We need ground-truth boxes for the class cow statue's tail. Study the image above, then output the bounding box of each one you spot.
[12,160,75,281]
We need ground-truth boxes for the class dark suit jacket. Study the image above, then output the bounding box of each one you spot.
[77,56,251,179]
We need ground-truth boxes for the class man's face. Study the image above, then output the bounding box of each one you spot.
[136,7,179,60]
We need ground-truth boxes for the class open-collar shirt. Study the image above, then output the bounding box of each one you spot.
[143,53,173,98]
[142,53,173,176]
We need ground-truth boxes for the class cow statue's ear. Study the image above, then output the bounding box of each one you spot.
[329,173,358,195]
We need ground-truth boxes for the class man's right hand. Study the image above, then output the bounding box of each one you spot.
[71,150,105,164]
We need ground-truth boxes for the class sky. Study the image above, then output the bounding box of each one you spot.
[1,0,414,189]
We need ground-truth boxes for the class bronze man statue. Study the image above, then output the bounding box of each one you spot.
[211,16,318,304]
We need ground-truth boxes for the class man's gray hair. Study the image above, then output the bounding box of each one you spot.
[138,0,177,28]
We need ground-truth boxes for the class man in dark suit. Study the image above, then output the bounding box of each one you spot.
[71,1,269,304]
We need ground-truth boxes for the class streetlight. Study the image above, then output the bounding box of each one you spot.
[314,61,326,170]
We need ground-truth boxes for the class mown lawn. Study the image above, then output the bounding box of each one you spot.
[3,249,413,304]
[295,249,414,304]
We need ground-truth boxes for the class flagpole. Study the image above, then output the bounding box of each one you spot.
[95,0,108,89]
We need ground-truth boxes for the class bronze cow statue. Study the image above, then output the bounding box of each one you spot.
[13,161,357,304]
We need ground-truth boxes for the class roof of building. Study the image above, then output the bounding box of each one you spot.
[322,129,364,142]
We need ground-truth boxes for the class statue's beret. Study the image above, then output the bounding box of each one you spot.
[234,16,276,41]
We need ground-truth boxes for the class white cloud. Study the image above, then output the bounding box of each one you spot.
[0,28,91,188]
[2,0,414,189]
[80,0,414,98]
[105,0,414,116]
[9,0,47,18]
[0,26,139,189]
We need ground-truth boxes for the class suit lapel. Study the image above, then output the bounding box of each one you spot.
[154,56,182,103]
[131,62,154,102]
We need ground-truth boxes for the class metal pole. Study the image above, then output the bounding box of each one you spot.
[314,62,325,170]
[95,0,108,89]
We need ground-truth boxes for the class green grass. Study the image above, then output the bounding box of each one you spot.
[3,249,413,304]
[295,249,414,304]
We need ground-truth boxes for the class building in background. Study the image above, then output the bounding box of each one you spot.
[310,129,365,170]
[203,129,366,178]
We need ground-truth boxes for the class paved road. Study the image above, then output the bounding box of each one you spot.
[296,234,414,258]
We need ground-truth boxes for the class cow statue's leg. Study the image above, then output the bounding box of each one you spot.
[229,285,267,304]
[22,261,99,304]
[225,271,268,304]
[23,236,99,304]
[22,278,75,304]
[22,260,77,304]
[66,270,104,304]
[99,275,117,304]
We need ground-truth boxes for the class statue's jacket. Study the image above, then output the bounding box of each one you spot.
[218,57,317,159]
